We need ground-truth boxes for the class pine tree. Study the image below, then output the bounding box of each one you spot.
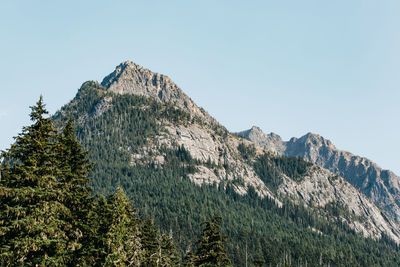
[0,97,72,265]
[141,218,159,266]
[57,117,95,264]
[157,233,180,266]
[253,257,266,267]
[90,195,110,263]
[96,187,143,266]
[195,217,231,267]
[183,248,196,267]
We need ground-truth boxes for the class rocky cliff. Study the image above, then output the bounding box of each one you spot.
[238,126,400,222]
[163,123,400,242]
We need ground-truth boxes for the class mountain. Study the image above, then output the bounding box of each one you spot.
[53,61,400,266]
[238,126,400,223]
[101,61,217,125]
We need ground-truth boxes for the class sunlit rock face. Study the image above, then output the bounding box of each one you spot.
[239,126,400,223]
[101,61,217,125]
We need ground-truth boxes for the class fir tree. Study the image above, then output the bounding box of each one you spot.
[141,218,159,266]
[97,187,143,266]
[183,248,196,267]
[91,195,110,264]
[195,217,231,267]
[253,257,266,267]
[0,97,72,265]
[157,233,180,266]
[57,117,95,264]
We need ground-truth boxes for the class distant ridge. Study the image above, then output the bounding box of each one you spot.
[238,126,400,222]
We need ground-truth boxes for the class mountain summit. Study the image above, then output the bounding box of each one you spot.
[101,61,217,125]
[237,126,285,154]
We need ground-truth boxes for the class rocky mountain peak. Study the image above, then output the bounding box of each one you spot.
[236,126,285,154]
[240,126,400,222]
[247,126,267,141]
[101,61,217,125]
[101,61,171,93]
[250,125,263,133]
[295,132,335,149]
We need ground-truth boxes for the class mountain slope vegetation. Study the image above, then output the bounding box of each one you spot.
[51,68,400,266]
[0,98,231,266]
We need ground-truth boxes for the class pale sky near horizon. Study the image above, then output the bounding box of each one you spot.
[1,1,399,174]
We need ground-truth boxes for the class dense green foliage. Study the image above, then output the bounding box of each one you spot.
[0,97,83,265]
[237,143,256,160]
[238,142,311,189]
[50,82,400,266]
[0,97,231,266]
[194,217,231,266]
[253,154,312,191]
[268,155,311,181]
[94,188,142,266]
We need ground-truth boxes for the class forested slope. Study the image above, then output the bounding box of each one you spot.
[51,80,400,266]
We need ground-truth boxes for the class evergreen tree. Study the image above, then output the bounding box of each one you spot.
[57,117,95,264]
[183,249,196,267]
[141,218,159,266]
[0,97,73,265]
[195,217,231,267]
[157,233,180,266]
[90,195,110,263]
[253,257,266,267]
[97,187,143,266]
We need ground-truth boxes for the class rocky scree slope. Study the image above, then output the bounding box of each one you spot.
[55,61,400,243]
[238,126,400,223]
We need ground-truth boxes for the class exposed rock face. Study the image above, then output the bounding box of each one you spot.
[279,167,400,241]
[238,126,400,222]
[159,123,276,200]
[158,124,400,242]
[101,61,217,125]
[237,126,285,154]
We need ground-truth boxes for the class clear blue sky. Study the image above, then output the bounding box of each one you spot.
[1,1,399,174]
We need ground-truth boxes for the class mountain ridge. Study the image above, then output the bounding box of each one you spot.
[238,126,400,222]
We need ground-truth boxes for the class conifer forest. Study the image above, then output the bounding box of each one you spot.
[1,89,400,266]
